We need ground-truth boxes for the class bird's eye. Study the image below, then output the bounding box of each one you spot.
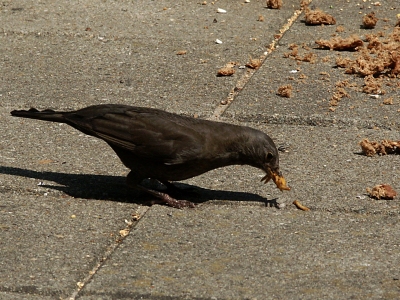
[266,152,274,160]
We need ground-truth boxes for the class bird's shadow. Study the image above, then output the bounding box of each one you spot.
[0,166,279,208]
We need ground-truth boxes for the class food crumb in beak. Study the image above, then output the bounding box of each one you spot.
[262,169,290,191]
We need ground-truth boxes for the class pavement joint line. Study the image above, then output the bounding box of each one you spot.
[210,6,304,121]
[67,206,149,300]
[227,113,400,130]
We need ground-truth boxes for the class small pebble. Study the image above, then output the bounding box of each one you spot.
[277,203,286,209]
[215,39,222,44]
[217,8,227,13]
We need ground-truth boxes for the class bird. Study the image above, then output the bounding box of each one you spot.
[11,104,290,208]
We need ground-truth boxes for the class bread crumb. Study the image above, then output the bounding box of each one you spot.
[366,184,397,200]
[266,0,282,9]
[298,52,317,63]
[363,12,378,29]
[382,97,393,105]
[293,200,310,211]
[360,138,400,156]
[261,169,290,191]
[246,57,262,69]
[305,7,336,25]
[363,75,383,94]
[217,67,235,76]
[300,0,311,9]
[277,85,293,97]
[329,87,350,106]
[333,29,400,76]
[336,25,345,32]
[316,35,363,51]
[283,44,316,63]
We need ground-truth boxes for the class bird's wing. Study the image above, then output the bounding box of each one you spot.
[64,106,205,165]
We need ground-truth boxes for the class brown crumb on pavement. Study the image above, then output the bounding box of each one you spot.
[277,85,292,97]
[360,139,382,156]
[333,28,400,76]
[336,25,345,32]
[293,200,310,211]
[316,35,363,51]
[366,35,383,52]
[363,12,378,29]
[336,56,353,68]
[298,52,317,63]
[283,44,316,63]
[362,75,383,94]
[300,0,311,9]
[266,0,282,9]
[335,79,357,88]
[305,7,336,25]
[359,138,400,156]
[246,57,262,69]
[217,67,235,76]
[322,55,331,62]
[284,44,298,58]
[392,52,400,74]
[366,184,397,200]
[329,87,350,106]
[382,97,393,105]
[258,15,264,22]
[176,50,187,55]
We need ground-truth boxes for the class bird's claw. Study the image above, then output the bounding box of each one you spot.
[155,197,196,209]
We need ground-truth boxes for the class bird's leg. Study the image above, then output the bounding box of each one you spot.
[127,172,196,209]
[160,180,180,191]
[137,185,196,209]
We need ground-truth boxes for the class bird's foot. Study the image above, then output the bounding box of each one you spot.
[152,197,196,209]
[135,184,196,209]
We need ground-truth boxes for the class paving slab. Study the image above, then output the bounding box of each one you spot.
[226,0,400,129]
[80,204,400,300]
[1,0,400,299]
[0,193,140,299]
[1,0,300,116]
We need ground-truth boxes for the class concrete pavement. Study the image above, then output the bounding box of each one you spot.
[1,0,399,299]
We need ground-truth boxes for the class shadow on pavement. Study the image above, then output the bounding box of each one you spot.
[0,166,278,207]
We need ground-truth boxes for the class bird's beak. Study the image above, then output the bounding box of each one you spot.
[261,167,290,191]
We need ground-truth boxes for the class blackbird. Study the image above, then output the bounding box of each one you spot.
[11,104,290,208]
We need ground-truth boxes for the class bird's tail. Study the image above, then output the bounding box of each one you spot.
[11,108,67,123]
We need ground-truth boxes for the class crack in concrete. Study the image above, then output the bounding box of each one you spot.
[210,8,304,120]
[68,206,149,300]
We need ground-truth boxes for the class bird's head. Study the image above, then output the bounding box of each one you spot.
[241,129,290,192]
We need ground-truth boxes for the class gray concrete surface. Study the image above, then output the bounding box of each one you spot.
[1,0,399,299]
